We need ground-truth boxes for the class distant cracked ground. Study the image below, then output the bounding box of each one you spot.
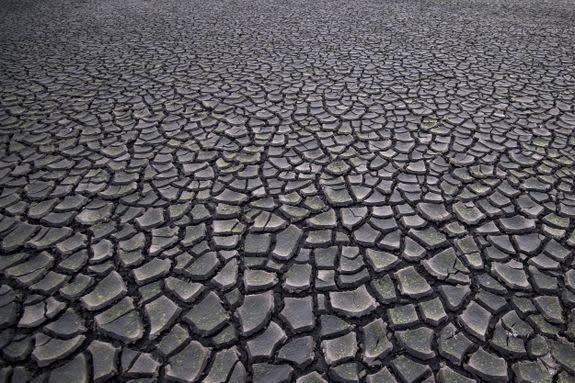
[1,0,575,382]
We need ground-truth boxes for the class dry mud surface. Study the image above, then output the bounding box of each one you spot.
[1,0,575,382]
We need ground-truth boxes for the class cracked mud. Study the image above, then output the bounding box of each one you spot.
[1,0,575,382]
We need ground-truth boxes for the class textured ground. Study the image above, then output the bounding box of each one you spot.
[1,0,575,382]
